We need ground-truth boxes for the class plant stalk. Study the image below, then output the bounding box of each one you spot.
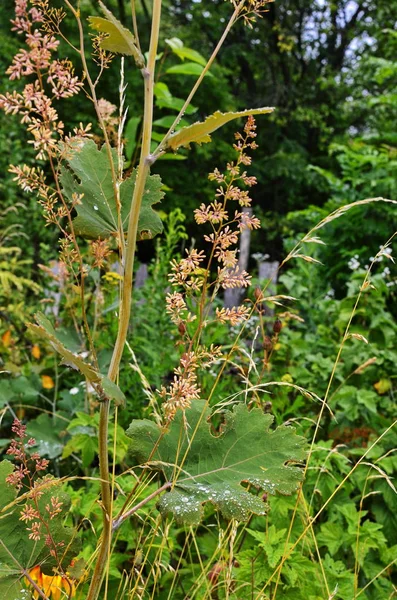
[86,3,162,599]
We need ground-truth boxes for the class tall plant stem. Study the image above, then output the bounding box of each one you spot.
[86,3,162,599]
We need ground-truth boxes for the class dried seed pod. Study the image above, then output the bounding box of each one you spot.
[273,318,282,334]
[178,322,187,336]
[254,286,263,301]
[263,336,272,351]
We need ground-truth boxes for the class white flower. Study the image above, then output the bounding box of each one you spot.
[348,257,360,270]
[69,387,79,395]
[382,267,391,278]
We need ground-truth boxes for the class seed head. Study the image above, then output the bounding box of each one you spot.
[273,318,282,334]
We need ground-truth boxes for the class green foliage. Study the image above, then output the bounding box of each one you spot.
[60,140,164,241]
[0,461,80,598]
[0,0,395,598]
[63,411,130,466]
[26,414,66,459]
[165,37,207,66]
[127,400,306,525]
[28,312,125,405]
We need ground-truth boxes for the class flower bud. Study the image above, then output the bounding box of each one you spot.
[178,322,186,336]
[254,286,263,301]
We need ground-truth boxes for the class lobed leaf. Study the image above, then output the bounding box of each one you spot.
[127,400,307,525]
[60,139,164,241]
[165,107,275,151]
[88,2,145,68]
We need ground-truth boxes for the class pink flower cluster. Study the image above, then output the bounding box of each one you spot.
[162,118,261,418]
[6,418,49,491]
[0,0,83,159]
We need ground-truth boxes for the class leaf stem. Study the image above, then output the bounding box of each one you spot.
[112,481,171,532]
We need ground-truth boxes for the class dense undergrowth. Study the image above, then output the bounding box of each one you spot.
[0,1,396,599]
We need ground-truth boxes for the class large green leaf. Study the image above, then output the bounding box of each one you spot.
[127,400,306,525]
[88,2,144,68]
[0,461,80,595]
[60,140,164,241]
[27,313,125,406]
[165,107,275,151]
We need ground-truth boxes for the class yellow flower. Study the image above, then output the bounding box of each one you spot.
[102,271,123,284]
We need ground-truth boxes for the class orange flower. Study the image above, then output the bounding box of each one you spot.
[32,344,41,360]
[27,566,76,599]
[42,375,55,389]
[1,330,12,347]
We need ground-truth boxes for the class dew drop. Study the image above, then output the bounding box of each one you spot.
[94,205,99,211]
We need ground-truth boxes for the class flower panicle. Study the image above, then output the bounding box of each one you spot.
[0,0,86,172]
[4,418,67,563]
[162,118,260,419]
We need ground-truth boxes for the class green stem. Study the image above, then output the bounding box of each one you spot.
[107,1,161,382]
[86,3,162,599]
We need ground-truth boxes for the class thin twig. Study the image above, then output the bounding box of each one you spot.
[112,481,171,532]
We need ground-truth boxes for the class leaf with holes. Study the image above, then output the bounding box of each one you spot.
[165,107,274,151]
[88,2,144,68]
[126,400,306,525]
[59,139,164,241]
